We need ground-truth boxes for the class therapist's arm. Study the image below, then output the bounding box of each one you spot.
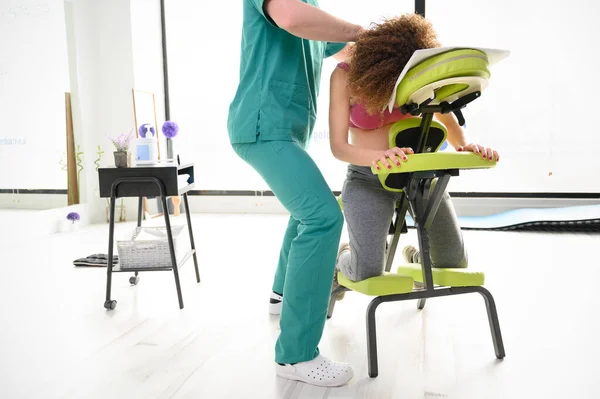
[265,0,364,42]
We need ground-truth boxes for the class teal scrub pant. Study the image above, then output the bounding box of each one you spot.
[232,137,344,364]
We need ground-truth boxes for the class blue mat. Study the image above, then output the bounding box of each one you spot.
[405,204,600,232]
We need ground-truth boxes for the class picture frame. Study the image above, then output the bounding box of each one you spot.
[131,88,161,160]
[132,88,163,219]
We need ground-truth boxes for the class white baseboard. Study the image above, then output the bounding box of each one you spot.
[0,194,68,210]
[1,203,91,240]
[184,195,600,217]
[185,195,288,214]
[2,195,597,242]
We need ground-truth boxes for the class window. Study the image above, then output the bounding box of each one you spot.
[164,0,600,194]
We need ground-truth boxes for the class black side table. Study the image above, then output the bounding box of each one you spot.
[98,162,200,310]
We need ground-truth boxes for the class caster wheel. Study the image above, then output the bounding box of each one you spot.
[129,276,140,285]
[104,300,117,310]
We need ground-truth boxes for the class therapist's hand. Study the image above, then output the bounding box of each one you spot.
[266,0,365,43]
[457,143,499,162]
[356,26,367,38]
[373,147,414,170]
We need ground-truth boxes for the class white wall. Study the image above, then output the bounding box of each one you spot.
[67,0,135,223]
[0,0,70,190]
[130,0,167,157]
[66,0,166,223]
[165,0,600,195]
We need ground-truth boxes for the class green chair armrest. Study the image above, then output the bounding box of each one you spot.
[371,152,496,175]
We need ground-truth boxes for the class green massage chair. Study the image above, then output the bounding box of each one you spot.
[328,47,509,378]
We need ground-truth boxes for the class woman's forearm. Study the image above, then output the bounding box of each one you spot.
[266,0,363,42]
[435,112,467,149]
[447,126,467,149]
[331,143,384,168]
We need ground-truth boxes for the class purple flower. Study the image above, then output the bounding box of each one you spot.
[162,121,179,139]
[139,124,156,138]
[67,212,80,223]
[108,129,134,152]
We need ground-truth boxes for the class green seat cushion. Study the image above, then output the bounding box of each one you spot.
[371,152,496,176]
[337,271,414,296]
[396,48,490,107]
[397,264,485,287]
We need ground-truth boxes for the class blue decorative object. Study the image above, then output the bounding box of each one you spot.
[162,121,179,138]
[67,212,80,223]
[139,124,156,138]
[136,144,151,161]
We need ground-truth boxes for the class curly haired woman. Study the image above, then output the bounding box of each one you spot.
[329,14,500,283]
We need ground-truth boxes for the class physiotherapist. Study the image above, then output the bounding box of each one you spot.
[227,0,364,387]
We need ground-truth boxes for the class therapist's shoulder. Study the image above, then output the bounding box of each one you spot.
[252,0,312,31]
[246,0,280,28]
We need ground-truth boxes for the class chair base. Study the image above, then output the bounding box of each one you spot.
[365,286,506,378]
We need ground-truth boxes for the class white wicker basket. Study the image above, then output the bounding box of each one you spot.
[117,225,185,270]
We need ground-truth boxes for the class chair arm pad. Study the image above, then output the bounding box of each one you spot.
[371,152,496,175]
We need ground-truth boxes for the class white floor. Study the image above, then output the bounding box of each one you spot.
[1,212,599,399]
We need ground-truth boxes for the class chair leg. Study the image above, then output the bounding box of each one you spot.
[417,298,427,310]
[384,219,402,273]
[366,297,383,378]
[475,286,506,359]
[327,286,348,319]
[385,197,409,273]
[327,293,338,320]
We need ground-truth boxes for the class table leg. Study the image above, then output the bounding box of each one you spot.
[137,197,143,227]
[104,196,117,310]
[172,196,181,216]
[161,195,184,309]
[183,193,200,283]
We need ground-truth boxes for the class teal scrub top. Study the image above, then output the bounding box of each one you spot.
[227,0,347,147]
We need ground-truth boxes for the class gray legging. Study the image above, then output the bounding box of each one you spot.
[337,165,468,282]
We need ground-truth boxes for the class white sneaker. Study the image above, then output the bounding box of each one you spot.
[333,243,351,301]
[402,244,420,264]
[269,292,283,315]
[276,354,354,387]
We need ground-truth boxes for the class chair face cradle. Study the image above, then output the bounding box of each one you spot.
[329,48,508,378]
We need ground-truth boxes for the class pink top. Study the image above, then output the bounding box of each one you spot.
[337,62,411,130]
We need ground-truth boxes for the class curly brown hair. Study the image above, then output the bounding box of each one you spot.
[347,14,440,115]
